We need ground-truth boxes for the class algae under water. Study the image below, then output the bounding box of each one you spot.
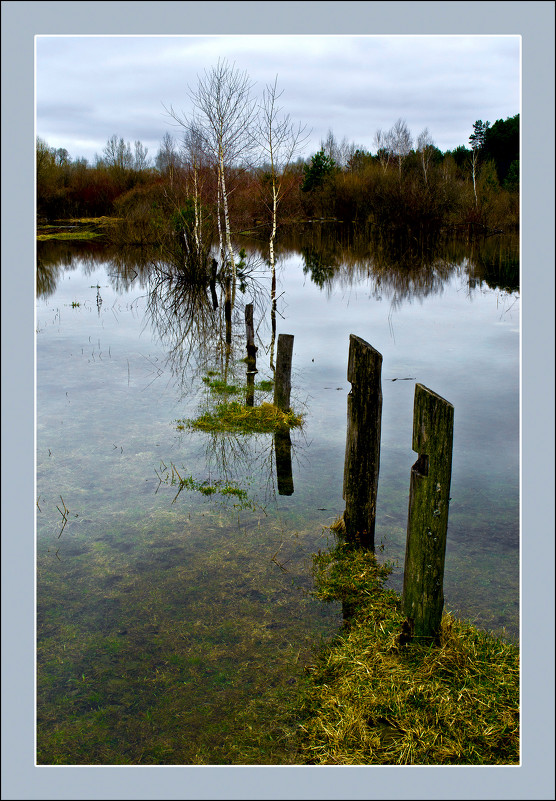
[36,232,520,764]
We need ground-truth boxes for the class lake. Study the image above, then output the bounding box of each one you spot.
[36,225,520,764]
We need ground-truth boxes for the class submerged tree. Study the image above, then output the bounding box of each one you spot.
[166,59,257,344]
[256,76,308,368]
[170,59,256,280]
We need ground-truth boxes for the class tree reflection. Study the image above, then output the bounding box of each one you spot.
[274,222,519,299]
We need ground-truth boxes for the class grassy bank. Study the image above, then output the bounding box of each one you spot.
[225,540,520,765]
[299,542,519,765]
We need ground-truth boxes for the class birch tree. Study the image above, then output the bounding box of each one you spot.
[469,120,489,210]
[256,76,308,368]
[182,121,210,266]
[416,127,435,186]
[390,118,412,180]
[166,59,256,345]
[173,59,256,283]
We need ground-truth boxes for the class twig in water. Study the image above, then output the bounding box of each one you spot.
[271,543,290,572]
[56,495,69,538]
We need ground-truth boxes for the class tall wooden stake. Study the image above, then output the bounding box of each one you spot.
[245,303,257,407]
[402,383,454,643]
[342,335,383,550]
[274,334,294,411]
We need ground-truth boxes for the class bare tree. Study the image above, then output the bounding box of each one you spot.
[167,59,256,287]
[155,132,181,184]
[390,118,413,180]
[256,76,308,367]
[102,135,134,172]
[133,140,150,172]
[181,121,212,265]
[320,128,351,169]
[373,128,392,173]
[416,127,435,185]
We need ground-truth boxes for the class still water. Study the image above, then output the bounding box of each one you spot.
[36,228,519,764]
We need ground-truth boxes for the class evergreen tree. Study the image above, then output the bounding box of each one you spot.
[469,119,490,151]
[301,149,337,192]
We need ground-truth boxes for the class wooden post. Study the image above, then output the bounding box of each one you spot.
[274,334,294,411]
[245,303,258,407]
[342,335,383,550]
[402,383,454,644]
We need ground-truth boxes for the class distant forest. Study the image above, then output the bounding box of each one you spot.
[37,110,519,235]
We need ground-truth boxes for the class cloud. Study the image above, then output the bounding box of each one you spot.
[35,34,520,163]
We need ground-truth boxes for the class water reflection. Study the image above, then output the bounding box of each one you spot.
[36,223,520,764]
[274,425,294,496]
[36,224,519,525]
[37,224,519,304]
[290,225,519,299]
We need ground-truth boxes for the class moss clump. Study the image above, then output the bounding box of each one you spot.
[182,401,303,434]
[294,540,520,765]
[311,539,395,608]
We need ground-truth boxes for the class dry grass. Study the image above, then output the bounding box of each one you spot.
[297,540,520,765]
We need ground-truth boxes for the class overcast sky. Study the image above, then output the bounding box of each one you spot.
[36,34,520,166]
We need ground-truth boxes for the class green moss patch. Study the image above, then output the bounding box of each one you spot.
[180,401,303,435]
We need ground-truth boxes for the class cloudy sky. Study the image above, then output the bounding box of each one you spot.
[36,34,520,165]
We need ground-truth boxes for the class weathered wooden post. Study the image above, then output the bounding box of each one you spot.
[402,383,454,644]
[274,334,294,411]
[342,335,383,550]
[245,303,258,407]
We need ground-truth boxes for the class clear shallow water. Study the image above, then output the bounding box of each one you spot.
[36,232,519,763]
